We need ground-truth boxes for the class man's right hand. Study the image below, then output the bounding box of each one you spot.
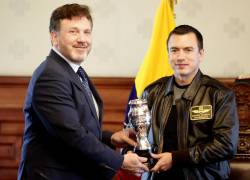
[121,153,149,177]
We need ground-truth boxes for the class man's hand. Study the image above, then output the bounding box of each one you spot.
[150,152,172,172]
[122,153,149,176]
[111,128,137,148]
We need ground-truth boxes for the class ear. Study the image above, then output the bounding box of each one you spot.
[50,31,59,47]
[199,49,205,62]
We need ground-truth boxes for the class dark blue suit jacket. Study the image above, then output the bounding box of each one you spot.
[18,50,123,180]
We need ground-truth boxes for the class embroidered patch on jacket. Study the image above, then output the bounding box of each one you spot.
[190,105,212,120]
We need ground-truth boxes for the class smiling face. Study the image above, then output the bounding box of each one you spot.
[168,32,204,85]
[50,16,92,64]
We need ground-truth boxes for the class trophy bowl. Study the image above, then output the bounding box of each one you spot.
[127,98,153,167]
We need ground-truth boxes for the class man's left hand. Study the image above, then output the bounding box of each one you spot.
[150,152,173,172]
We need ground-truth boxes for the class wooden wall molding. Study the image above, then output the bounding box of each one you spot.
[0,76,248,180]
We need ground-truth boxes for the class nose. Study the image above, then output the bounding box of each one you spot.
[176,50,185,60]
[77,31,90,43]
[77,32,85,42]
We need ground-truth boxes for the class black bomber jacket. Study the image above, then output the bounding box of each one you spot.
[141,70,239,180]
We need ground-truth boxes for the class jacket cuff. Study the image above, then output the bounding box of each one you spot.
[102,130,116,149]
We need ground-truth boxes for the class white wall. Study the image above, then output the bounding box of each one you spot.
[175,0,250,78]
[1,0,249,77]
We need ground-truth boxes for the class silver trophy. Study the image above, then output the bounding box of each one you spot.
[127,99,153,166]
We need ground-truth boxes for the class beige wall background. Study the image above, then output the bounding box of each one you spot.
[1,0,249,77]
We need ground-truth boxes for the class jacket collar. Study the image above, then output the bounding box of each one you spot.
[52,47,79,73]
[49,50,83,91]
[48,50,102,121]
[164,70,203,101]
[165,76,175,96]
[182,70,202,101]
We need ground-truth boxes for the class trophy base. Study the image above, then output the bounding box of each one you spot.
[134,149,155,168]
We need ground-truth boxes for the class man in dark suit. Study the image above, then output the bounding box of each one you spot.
[18,3,148,180]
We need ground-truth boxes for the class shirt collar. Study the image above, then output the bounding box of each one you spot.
[52,46,79,73]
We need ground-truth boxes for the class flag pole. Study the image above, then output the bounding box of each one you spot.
[170,0,178,19]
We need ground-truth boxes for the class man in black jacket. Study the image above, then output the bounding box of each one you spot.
[142,25,239,180]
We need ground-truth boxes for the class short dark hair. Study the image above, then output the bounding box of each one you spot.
[49,3,93,32]
[167,25,203,50]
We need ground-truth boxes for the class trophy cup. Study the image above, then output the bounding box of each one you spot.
[127,98,153,167]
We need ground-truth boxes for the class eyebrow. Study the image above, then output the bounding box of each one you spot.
[170,46,195,49]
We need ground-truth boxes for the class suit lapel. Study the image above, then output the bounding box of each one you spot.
[73,72,100,122]
[49,50,102,124]
[87,77,103,122]
[74,69,100,122]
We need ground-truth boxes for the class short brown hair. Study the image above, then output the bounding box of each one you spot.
[167,25,203,50]
[49,3,93,32]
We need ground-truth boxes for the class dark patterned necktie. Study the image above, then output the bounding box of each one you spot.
[77,66,99,118]
[77,66,93,98]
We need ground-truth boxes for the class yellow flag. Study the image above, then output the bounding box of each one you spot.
[135,0,176,97]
